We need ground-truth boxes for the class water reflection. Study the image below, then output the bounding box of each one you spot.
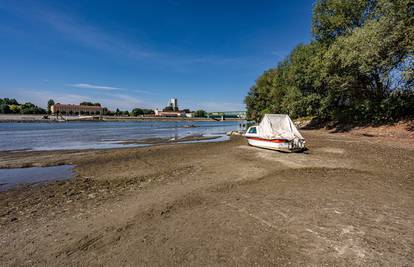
[0,165,74,191]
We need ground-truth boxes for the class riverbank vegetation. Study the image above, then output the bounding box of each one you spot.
[194,110,207,117]
[131,108,155,116]
[0,98,46,114]
[245,0,413,125]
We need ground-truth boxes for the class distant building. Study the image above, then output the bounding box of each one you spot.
[51,104,104,115]
[207,111,246,119]
[168,98,178,110]
[154,108,185,117]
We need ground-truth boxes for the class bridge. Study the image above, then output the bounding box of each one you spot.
[207,111,246,120]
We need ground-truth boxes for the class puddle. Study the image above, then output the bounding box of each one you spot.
[178,134,229,144]
[0,165,74,191]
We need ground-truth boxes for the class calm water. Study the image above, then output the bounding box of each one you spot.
[0,121,244,151]
[0,165,74,191]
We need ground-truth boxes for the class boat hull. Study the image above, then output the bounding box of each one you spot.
[246,137,291,151]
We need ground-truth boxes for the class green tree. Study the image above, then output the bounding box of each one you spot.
[9,104,21,114]
[0,104,11,114]
[20,102,46,114]
[80,102,101,106]
[245,69,278,121]
[47,99,55,114]
[194,110,207,117]
[131,108,144,116]
[312,0,377,42]
[1,98,19,105]
[245,0,414,124]
[8,98,18,105]
[163,106,174,112]
[142,109,155,115]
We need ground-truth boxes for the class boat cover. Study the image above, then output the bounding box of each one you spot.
[258,114,304,140]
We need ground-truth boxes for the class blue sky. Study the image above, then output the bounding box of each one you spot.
[0,0,313,111]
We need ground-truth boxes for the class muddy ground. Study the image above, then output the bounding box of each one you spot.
[0,130,413,266]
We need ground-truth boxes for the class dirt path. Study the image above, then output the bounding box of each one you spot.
[0,131,413,266]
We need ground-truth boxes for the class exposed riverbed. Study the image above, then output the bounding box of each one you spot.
[0,132,413,266]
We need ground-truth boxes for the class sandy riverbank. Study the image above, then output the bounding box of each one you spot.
[0,130,413,265]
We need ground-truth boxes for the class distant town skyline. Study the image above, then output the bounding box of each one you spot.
[0,0,313,111]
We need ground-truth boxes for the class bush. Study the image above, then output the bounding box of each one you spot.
[0,104,11,114]
[194,110,207,117]
[132,108,144,116]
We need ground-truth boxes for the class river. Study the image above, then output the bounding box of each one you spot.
[0,120,245,151]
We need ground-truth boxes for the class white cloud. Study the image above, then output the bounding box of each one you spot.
[131,89,155,95]
[11,90,88,108]
[67,84,156,95]
[67,83,122,91]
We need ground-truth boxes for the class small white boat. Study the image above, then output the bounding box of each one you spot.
[244,114,305,152]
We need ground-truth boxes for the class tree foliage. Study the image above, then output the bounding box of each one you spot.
[47,99,55,114]
[0,98,19,106]
[0,98,46,114]
[126,108,155,116]
[80,102,101,106]
[163,106,179,112]
[131,108,144,116]
[194,110,207,117]
[245,0,413,124]
[312,0,377,42]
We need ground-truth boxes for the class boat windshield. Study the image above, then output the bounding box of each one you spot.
[248,127,257,134]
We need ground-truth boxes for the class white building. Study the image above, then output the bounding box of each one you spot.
[168,98,178,109]
[154,108,185,117]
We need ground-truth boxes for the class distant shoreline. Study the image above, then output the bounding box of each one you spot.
[0,114,244,123]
